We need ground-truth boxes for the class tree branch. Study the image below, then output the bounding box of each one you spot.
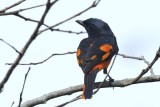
[10,101,14,107]
[0,3,45,16]
[21,75,160,107]
[0,38,20,54]
[12,13,86,35]
[14,13,50,28]
[51,28,86,34]
[38,0,101,35]
[18,67,31,107]
[131,47,160,84]
[0,0,26,13]
[0,0,59,93]
[5,51,155,66]
[118,53,154,75]
[6,51,76,65]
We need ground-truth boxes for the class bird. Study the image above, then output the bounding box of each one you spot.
[76,18,119,99]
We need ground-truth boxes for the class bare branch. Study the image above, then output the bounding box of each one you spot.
[118,53,145,60]
[0,0,26,13]
[55,95,81,107]
[10,13,86,34]
[6,51,76,65]
[38,0,101,35]
[0,38,20,54]
[118,53,154,75]
[10,101,14,107]
[14,13,50,28]
[131,47,160,84]
[18,67,31,107]
[0,3,45,16]
[6,51,154,66]
[18,4,45,12]
[141,56,154,75]
[0,0,59,93]
[51,28,86,34]
[21,75,160,107]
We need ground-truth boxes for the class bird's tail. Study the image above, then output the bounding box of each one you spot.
[82,70,98,99]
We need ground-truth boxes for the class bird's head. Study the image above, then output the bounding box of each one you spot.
[76,18,113,37]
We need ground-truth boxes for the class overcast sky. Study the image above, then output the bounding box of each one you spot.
[0,0,160,107]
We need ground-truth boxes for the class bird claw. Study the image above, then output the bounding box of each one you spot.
[106,74,114,87]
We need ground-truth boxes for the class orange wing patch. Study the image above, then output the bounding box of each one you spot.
[102,52,110,60]
[77,59,83,65]
[77,59,81,64]
[91,55,97,60]
[77,49,83,65]
[91,60,111,73]
[77,49,81,57]
[100,44,113,52]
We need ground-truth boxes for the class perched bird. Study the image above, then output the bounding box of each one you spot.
[76,18,119,99]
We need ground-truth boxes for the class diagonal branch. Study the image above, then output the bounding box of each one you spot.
[18,67,31,107]
[38,0,101,35]
[0,38,20,54]
[0,3,45,16]
[21,75,160,107]
[131,47,160,84]
[0,0,26,13]
[0,0,59,93]
[10,101,14,107]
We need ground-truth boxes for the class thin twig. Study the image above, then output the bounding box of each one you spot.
[18,67,31,107]
[18,3,46,12]
[6,51,153,66]
[0,0,59,93]
[0,38,20,54]
[12,13,86,35]
[6,51,76,65]
[118,53,154,75]
[118,53,144,60]
[0,0,26,13]
[51,28,86,34]
[141,56,154,75]
[131,47,160,84]
[38,0,101,35]
[0,3,45,16]
[10,101,14,107]
[14,13,50,28]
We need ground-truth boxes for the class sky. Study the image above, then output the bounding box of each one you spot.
[0,0,160,107]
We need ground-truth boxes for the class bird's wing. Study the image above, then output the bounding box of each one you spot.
[77,37,114,74]
[76,38,93,73]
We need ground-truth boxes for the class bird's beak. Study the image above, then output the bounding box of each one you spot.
[76,20,84,26]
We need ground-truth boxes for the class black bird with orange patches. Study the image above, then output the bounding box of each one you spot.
[76,18,119,99]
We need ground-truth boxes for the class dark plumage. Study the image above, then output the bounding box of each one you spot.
[76,18,119,99]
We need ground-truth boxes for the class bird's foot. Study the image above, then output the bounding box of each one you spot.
[107,74,114,89]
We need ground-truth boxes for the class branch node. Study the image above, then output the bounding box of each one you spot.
[92,0,101,7]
